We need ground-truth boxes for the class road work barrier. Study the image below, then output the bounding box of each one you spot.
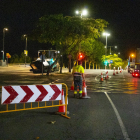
[0,83,70,119]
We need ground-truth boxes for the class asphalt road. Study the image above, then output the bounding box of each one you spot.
[0,65,140,140]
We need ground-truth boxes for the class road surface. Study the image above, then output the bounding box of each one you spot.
[0,65,140,140]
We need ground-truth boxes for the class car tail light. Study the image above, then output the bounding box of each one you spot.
[135,73,139,76]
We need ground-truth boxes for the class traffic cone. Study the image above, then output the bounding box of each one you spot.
[83,80,86,87]
[70,81,74,91]
[120,70,122,73]
[82,80,90,99]
[105,72,107,80]
[113,70,115,75]
[107,71,109,79]
[116,70,118,74]
[57,89,65,113]
[100,72,103,81]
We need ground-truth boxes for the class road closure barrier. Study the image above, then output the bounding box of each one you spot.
[0,83,70,119]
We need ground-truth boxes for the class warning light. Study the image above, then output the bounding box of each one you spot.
[78,53,84,60]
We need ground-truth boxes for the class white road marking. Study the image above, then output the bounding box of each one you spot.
[95,75,99,81]
[104,92,130,140]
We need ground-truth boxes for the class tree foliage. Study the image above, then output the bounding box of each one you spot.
[102,54,124,69]
[10,53,31,63]
[31,14,108,57]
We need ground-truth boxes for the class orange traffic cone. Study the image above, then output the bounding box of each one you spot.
[57,89,65,114]
[100,72,103,81]
[82,80,90,99]
[56,90,69,115]
[107,71,109,79]
[105,72,107,80]
[113,70,115,75]
[70,81,74,91]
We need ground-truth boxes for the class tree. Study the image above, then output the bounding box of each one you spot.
[80,39,105,64]
[30,14,108,73]
[102,54,124,69]
[10,53,31,63]
[31,14,108,55]
[10,54,19,63]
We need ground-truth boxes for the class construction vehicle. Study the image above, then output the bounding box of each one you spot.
[30,50,60,73]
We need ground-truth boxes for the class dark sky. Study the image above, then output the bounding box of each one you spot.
[0,0,140,59]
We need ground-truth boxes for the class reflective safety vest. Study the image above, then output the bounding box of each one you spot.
[72,65,84,77]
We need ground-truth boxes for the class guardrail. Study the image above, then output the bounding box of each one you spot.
[0,83,70,119]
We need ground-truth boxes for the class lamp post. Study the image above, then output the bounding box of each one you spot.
[75,9,88,53]
[128,54,135,73]
[109,46,117,54]
[3,28,8,62]
[103,32,110,69]
[24,34,27,67]
[75,9,88,18]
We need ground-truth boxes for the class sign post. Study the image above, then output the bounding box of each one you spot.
[42,52,46,75]
[24,50,28,67]
[68,55,72,73]
[6,53,11,67]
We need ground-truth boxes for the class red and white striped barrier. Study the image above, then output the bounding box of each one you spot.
[1,84,62,104]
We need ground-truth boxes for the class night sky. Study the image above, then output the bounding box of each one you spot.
[0,0,140,60]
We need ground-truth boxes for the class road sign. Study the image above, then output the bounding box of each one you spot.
[6,53,11,58]
[6,53,9,57]
[24,50,28,56]
[2,84,62,104]
[110,60,113,63]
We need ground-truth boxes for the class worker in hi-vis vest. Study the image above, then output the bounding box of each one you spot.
[72,60,85,98]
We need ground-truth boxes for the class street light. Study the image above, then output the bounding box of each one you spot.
[109,46,117,54]
[3,28,8,62]
[24,34,27,67]
[103,32,110,69]
[129,54,135,64]
[75,9,88,18]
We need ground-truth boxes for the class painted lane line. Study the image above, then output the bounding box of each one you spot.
[95,75,99,81]
[104,92,130,140]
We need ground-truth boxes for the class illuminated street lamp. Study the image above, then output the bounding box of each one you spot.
[3,28,8,62]
[128,54,135,67]
[75,9,88,18]
[103,32,110,69]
